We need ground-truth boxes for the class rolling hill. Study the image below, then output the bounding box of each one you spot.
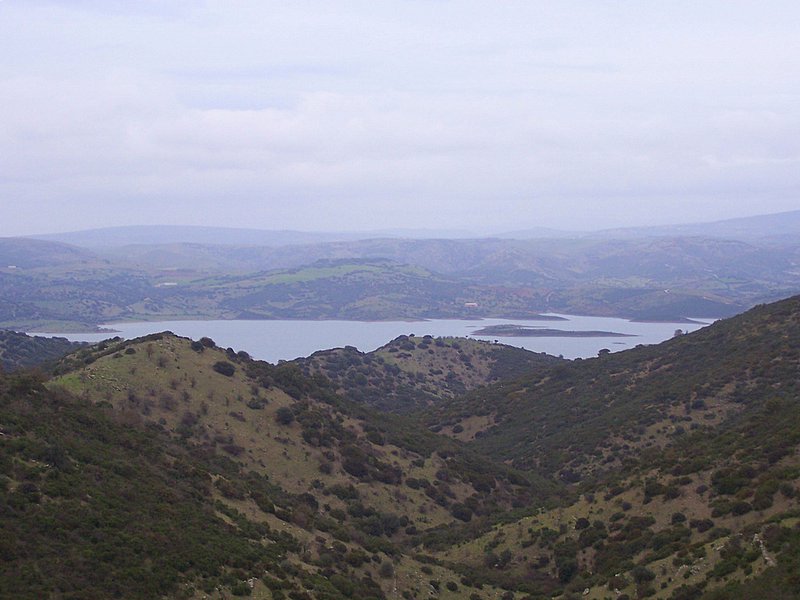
[421,295,800,598]
[1,331,560,599]
[3,295,800,598]
[295,335,562,414]
[6,217,800,331]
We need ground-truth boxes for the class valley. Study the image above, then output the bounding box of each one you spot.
[2,294,800,599]
[5,2,800,597]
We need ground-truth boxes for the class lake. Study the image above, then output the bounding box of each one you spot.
[36,315,712,362]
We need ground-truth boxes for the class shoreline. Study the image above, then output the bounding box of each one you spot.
[22,312,715,337]
[22,312,570,334]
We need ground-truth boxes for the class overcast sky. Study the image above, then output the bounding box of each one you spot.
[1,1,799,236]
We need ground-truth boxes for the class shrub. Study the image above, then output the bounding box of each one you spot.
[671,512,687,525]
[631,565,655,584]
[450,503,473,522]
[213,361,236,376]
[379,561,395,578]
[231,582,252,596]
[275,407,295,425]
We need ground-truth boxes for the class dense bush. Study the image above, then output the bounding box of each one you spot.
[213,361,236,376]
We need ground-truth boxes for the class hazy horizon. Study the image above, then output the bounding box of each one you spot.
[1,1,798,236]
[13,206,800,240]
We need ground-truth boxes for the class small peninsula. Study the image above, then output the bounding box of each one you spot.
[472,324,635,338]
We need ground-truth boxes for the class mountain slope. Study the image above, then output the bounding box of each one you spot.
[16,332,565,599]
[503,209,800,242]
[426,296,800,477]
[0,371,310,600]
[590,209,800,242]
[419,295,800,598]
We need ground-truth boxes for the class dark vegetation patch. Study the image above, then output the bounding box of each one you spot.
[0,330,85,372]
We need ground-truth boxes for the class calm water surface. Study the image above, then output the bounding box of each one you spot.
[38,315,712,362]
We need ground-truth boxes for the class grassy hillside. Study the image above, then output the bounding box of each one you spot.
[4,295,800,598]
[419,296,800,598]
[426,297,800,478]
[14,332,563,599]
[1,371,307,599]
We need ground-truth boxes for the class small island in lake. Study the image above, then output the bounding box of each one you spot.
[472,324,636,338]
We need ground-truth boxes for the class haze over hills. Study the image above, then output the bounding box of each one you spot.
[3,235,799,331]
[0,238,101,269]
[26,209,800,248]
[582,209,800,243]
[29,225,478,248]
[500,209,800,242]
[2,209,799,333]
[3,293,800,598]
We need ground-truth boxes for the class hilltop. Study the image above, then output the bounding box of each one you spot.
[295,335,562,414]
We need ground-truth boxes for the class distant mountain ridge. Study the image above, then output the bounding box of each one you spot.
[500,209,800,241]
[25,209,800,248]
[29,224,477,248]
[585,208,800,242]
